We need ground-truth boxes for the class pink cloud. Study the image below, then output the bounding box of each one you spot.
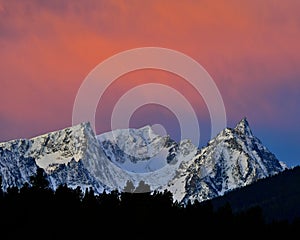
[0,0,299,141]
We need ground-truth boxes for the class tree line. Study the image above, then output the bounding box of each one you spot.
[0,167,299,238]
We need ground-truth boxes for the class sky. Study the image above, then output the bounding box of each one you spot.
[0,0,299,167]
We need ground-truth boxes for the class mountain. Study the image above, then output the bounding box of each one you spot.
[0,144,37,191]
[0,122,109,192]
[0,122,193,193]
[0,118,287,204]
[163,118,287,203]
[97,125,199,191]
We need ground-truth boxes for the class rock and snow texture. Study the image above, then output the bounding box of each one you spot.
[0,122,197,193]
[0,118,287,204]
[164,118,287,203]
[0,142,37,191]
[0,122,109,192]
[97,126,199,191]
[97,126,172,173]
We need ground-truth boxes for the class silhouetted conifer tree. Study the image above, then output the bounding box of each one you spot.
[30,167,49,190]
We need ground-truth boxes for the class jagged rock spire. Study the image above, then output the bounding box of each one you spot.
[234,117,253,136]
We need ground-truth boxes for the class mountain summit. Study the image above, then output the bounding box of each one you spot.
[0,122,108,192]
[164,118,287,203]
[0,118,287,204]
[234,117,253,136]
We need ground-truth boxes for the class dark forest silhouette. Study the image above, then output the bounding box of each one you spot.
[0,167,299,238]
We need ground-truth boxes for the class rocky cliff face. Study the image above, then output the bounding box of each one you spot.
[164,118,287,203]
[0,118,287,204]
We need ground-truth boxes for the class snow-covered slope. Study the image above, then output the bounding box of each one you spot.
[164,118,287,203]
[97,125,198,173]
[0,122,197,193]
[97,126,199,191]
[0,122,109,192]
[0,118,287,204]
[0,142,37,191]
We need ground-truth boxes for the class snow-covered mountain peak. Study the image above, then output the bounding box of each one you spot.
[96,124,200,192]
[30,122,95,169]
[0,121,105,191]
[98,125,163,143]
[0,117,288,203]
[234,117,253,136]
[164,117,287,204]
[97,125,169,161]
[0,121,96,171]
